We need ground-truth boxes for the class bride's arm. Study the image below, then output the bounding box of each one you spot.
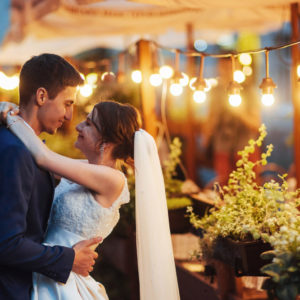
[7,114,124,198]
[0,101,18,124]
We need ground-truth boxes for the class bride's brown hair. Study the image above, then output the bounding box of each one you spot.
[90,100,142,164]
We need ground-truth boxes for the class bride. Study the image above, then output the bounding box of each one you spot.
[4,100,180,300]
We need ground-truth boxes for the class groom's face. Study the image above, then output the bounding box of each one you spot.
[38,86,78,134]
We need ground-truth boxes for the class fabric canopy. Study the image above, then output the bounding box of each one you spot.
[0,0,295,64]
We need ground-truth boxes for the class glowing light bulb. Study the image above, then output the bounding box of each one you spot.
[131,70,142,83]
[6,75,19,90]
[179,72,189,86]
[149,73,162,86]
[193,91,206,103]
[101,71,115,82]
[86,73,98,85]
[239,53,252,66]
[261,94,275,106]
[159,65,174,79]
[229,94,242,107]
[243,66,253,76]
[297,65,300,78]
[0,72,19,90]
[170,83,183,96]
[234,70,246,83]
[79,84,93,97]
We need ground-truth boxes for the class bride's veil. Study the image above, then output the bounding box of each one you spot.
[134,129,180,300]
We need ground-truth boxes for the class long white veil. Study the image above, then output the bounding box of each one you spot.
[134,129,180,300]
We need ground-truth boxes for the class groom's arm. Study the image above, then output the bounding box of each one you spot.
[0,144,74,283]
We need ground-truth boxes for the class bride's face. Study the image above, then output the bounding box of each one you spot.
[74,115,102,155]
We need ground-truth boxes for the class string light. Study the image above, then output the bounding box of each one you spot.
[150,73,163,86]
[149,45,163,87]
[243,65,253,76]
[131,70,142,83]
[239,53,252,66]
[101,71,116,82]
[170,51,183,96]
[228,55,243,107]
[79,84,93,97]
[159,65,174,79]
[191,55,208,103]
[297,64,300,80]
[259,50,276,107]
[0,72,19,90]
[234,70,246,83]
[86,73,98,85]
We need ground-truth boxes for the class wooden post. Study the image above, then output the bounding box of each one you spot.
[291,3,300,188]
[137,39,157,137]
[185,23,197,180]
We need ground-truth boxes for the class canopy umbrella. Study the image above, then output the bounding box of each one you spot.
[4,0,293,46]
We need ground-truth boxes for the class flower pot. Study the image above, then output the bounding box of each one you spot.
[168,208,191,233]
[213,237,272,276]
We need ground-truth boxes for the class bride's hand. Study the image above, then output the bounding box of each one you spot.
[0,102,19,124]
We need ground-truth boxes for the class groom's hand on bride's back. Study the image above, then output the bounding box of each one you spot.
[72,236,102,276]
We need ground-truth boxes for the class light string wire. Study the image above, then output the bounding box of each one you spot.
[77,39,300,69]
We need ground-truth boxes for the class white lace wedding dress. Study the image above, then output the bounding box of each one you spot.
[31,175,129,300]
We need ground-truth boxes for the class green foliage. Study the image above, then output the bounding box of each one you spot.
[261,250,300,300]
[167,197,192,210]
[188,124,300,299]
[188,124,300,242]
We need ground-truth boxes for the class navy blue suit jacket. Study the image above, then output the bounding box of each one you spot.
[0,126,75,300]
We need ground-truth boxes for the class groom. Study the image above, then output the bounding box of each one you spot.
[0,54,100,300]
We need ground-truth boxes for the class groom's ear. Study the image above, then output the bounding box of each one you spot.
[36,87,48,106]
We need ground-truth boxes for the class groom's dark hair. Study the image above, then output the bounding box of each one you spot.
[19,53,84,107]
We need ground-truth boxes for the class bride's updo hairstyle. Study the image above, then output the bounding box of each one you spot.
[90,100,142,163]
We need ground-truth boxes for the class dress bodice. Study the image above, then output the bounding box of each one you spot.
[44,176,129,247]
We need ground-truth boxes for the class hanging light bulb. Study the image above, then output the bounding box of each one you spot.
[170,83,183,96]
[131,70,142,83]
[243,65,253,76]
[259,50,276,107]
[79,84,93,98]
[101,71,116,82]
[297,65,300,81]
[193,90,206,103]
[86,73,98,85]
[169,51,184,96]
[261,94,275,106]
[150,73,162,86]
[234,70,246,83]
[227,55,243,107]
[149,45,163,87]
[238,53,252,66]
[191,55,208,103]
[229,94,242,107]
[160,65,174,79]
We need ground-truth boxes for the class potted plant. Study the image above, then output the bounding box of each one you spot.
[188,124,300,277]
[260,202,300,300]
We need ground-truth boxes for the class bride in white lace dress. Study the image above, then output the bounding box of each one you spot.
[6,100,180,300]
